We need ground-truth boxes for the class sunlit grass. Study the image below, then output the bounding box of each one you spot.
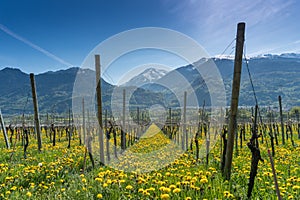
[0,125,299,199]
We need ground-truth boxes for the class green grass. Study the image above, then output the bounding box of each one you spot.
[0,125,299,199]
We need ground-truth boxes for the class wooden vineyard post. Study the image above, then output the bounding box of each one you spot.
[95,55,105,164]
[82,98,85,145]
[201,101,206,140]
[51,124,56,146]
[105,109,110,162]
[169,108,173,142]
[235,121,238,155]
[288,124,294,146]
[183,91,187,150]
[298,123,300,140]
[30,73,42,151]
[121,89,126,150]
[67,108,71,148]
[223,22,245,180]
[23,129,29,159]
[137,107,140,138]
[206,134,210,166]
[278,96,285,145]
[273,124,279,145]
[0,109,10,149]
[268,149,282,200]
[269,124,276,157]
[295,110,300,139]
[240,126,243,149]
[45,113,49,138]
[253,105,259,148]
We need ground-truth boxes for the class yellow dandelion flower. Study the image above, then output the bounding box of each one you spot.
[26,192,32,197]
[169,185,176,189]
[224,191,230,197]
[119,179,126,184]
[200,178,208,184]
[126,185,133,190]
[163,187,171,193]
[97,193,103,199]
[95,177,102,182]
[173,188,181,193]
[292,185,300,190]
[159,186,166,191]
[11,186,17,191]
[147,187,155,192]
[161,193,170,199]
[138,188,144,193]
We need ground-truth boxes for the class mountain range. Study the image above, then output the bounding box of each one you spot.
[0,53,299,115]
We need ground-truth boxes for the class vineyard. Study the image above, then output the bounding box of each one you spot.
[0,118,300,199]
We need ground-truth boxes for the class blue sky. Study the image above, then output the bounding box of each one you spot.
[1,0,300,83]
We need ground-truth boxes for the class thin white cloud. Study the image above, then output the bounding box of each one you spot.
[186,0,291,30]
[163,0,294,55]
[293,40,300,44]
[0,24,72,66]
[248,39,300,56]
[164,0,292,35]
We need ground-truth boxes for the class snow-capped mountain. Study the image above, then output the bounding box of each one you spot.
[213,54,235,60]
[279,53,300,59]
[124,68,169,86]
[253,53,300,59]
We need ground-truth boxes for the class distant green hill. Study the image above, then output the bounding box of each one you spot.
[0,67,113,115]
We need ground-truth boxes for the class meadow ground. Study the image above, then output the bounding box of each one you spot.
[0,124,299,199]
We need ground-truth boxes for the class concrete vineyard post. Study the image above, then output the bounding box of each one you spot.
[278,95,285,145]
